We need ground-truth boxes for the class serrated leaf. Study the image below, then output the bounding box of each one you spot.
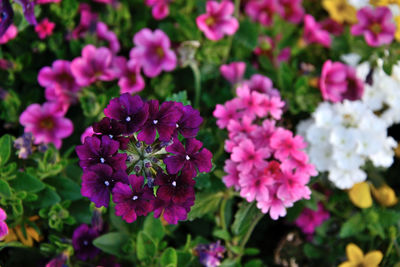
[231,202,259,236]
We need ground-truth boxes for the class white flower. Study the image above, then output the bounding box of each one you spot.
[341,53,361,67]
[309,145,333,172]
[333,149,364,170]
[329,126,358,152]
[306,125,330,145]
[348,0,370,9]
[313,102,340,128]
[296,119,313,139]
[328,168,367,190]
[362,85,385,111]
[336,100,367,128]
[356,132,382,156]
[369,137,397,168]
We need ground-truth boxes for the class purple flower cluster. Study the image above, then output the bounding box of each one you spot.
[76,93,212,224]
[195,241,226,267]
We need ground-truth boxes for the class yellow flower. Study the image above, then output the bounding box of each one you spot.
[395,17,400,43]
[322,0,357,24]
[371,184,398,207]
[370,0,400,6]
[348,182,373,209]
[339,243,383,267]
[3,225,42,247]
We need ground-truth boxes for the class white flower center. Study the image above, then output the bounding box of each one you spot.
[132,195,138,200]
[109,134,113,139]
[100,157,105,163]
[83,240,89,246]
[153,119,158,125]
[176,123,179,128]
[172,181,177,187]
[126,116,131,122]
[185,155,190,160]
[104,180,110,186]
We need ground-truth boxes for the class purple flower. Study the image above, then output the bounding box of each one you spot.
[0,0,14,37]
[164,138,212,178]
[303,14,332,48]
[15,0,37,25]
[130,28,177,78]
[112,175,155,223]
[138,100,181,144]
[155,170,195,203]
[173,103,203,138]
[195,241,225,267]
[72,224,100,261]
[117,57,145,95]
[76,135,127,170]
[71,45,115,86]
[93,117,129,149]
[153,197,194,224]
[81,164,128,207]
[351,6,395,47]
[13,132,34,159]
[245,74,280,97]
[0,207,8,239]
[104,93,149,134]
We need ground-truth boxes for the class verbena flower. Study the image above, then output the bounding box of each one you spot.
[35,18,55,39]
[155,170,195,203]
[195,241,225,267]
[173,103,203,138]
[72,224,100,261]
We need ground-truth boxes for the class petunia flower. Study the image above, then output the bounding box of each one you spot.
[220,62,246,84]
[338,243,383,267]
[104,93,149,134]
[245,74,280,97]
[351,6,396,47]
[0,207,8,240]
[117,57,145,94]
[96,22,120,54]
[196,0,239,41]
[278,0,304,24]
[145,0,171,20]
[322,0,357,24]
[81,164,128,207]
[0,24,17,44]
[35,18,55,39]
[19,102,73,149]
[112,175,155,223]
[164,138,212,178]
[245,0,282,26]
[76,135,127,170]
[71,3,98,39]
[72,224,100,261]
[130,28,177,77]
[15,0,37,25]
[71,45,116,86]
[137,100,181,144]
[303,14,332,48]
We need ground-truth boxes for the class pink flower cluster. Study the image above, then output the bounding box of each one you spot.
[295,203,330,235]
[214,72,316,220]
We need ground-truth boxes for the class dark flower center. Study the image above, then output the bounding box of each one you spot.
[369,23,381,34]
[155,46,165,58]
[40,117,55,130]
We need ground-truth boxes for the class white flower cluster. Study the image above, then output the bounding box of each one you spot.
[298,100,396,189]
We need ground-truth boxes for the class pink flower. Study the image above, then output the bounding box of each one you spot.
[96,22,120,54]
[281,151,317,177]
[253,35,291,67]
[19,102,73,148]
[236,85,266,119]
[239,168,270,202]
[351,6,395,47]
[38,60,81,109]
[0,207,8,240]
[303,14,332,48]
[116,57,145,94]
[321,18,344,36]
[196,0,239,41]
[130,28,176,78]
[277,169,311,202]
[257,185,289,220]
[320,60,364,103]
[245,74,280,97]
[80,126,94,144]
[36,0,61,4]
[295,203,330,235]
[245,0,282,26]
[227,115,256,139]
[0,24,18,44]
[260,95,285,120]
[231,139,270,174]
[223,160,240,190]
[250,120,275,148]
[220,62,246,84]
[35,18,55,39]
[213,99,241,129]
[278,0,304,24]
[71,4,98,39]
[145,0,171,20]
[71,45,115,86]
[270,128,306,160]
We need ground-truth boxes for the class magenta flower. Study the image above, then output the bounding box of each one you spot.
[104,93,149,134]
[257,185,289,220]
[239,168,270,202]
[278,0,304,24]
[45,253,67,267]
[245,74,279,97]
[196,0,239,41]
[81,164,128,207]
[35,18,55,39]
[227,115,256,139]
[72,224,100,261]
[0,207,8,240]
[295,203,330,235]
[71,4,98,39]
[320,60,364,102]
[270,128,306,160]
[245,0,282,26]
[0,24,17,44]
[112,175,155,223]
[145,0,171,20]
[351,6,395,47]
[153,197,194,224]
[164,138,212,178]
[236,85,266,119]
[71,45,115,86]
[93,117,128,149]
[213,99,241,129]
[137,100,181,144]
[155,170,195,204]
[173,103,203,138]
[38,60,81,110]
[117,58,145,94]
[231,139,270,174]
[130,28,177,77]
[19,102,73,149]
[76,135,127,170]
[195,241,226,267]
[223,160,240,190]
[321,18,344,36]
[36,0,61,4]
[220,62,246,84]
[80,126,94,144]
[253,35,291,67]
[96,22,120,54]
[303,14,332,48]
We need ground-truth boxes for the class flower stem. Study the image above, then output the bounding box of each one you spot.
[190,62,202,110]
[220,196,228,231]
[239,211,264,252]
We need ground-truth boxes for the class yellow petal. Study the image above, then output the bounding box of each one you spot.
[26,227,41,242]
[348,182,373,209]
[347,243,364,262]
[3,228,17,243]
[371,184,398,207]
[363,250,383,267]
[15,226,33,247]
[338,262,355,267]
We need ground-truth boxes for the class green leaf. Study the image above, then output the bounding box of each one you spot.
[177,251,193,267]
[136,231,156,261]
[339,213,365,238]
[31,187,61,208]
[160,247,177,267]
[233,19,258,50]
[188,191,223,220]
[93,232,130,257]
[166,91,191,105]
[0,134,12,166]
[244,248,260,256]
[231,202,259,236]
[0,179,12,198]
[9,172,45,193]
[143,215,165,244]
[213,229,231,241]
[303,243,323,259]
[45,176,82,201]
[244,259,263,267]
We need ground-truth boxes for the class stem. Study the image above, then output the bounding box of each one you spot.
[234,0,241,18]
[239,212,264,251]
[220,196,228,231]
[190,62,202,110]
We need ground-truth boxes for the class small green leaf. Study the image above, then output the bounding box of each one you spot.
[9,172,45,193]
[31,187,61,208]
[213,229,231,241]
[339,213,365,238]
[160,247,177,267]
[0,134,12,166]
[233,19,258,50]
[137,231,156,261]
[188,191,223,220]
[143,215,165,244]
[46,176,82,201]
[231,202,259,236]
[0,179,12,198]
[93,232,130,257]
